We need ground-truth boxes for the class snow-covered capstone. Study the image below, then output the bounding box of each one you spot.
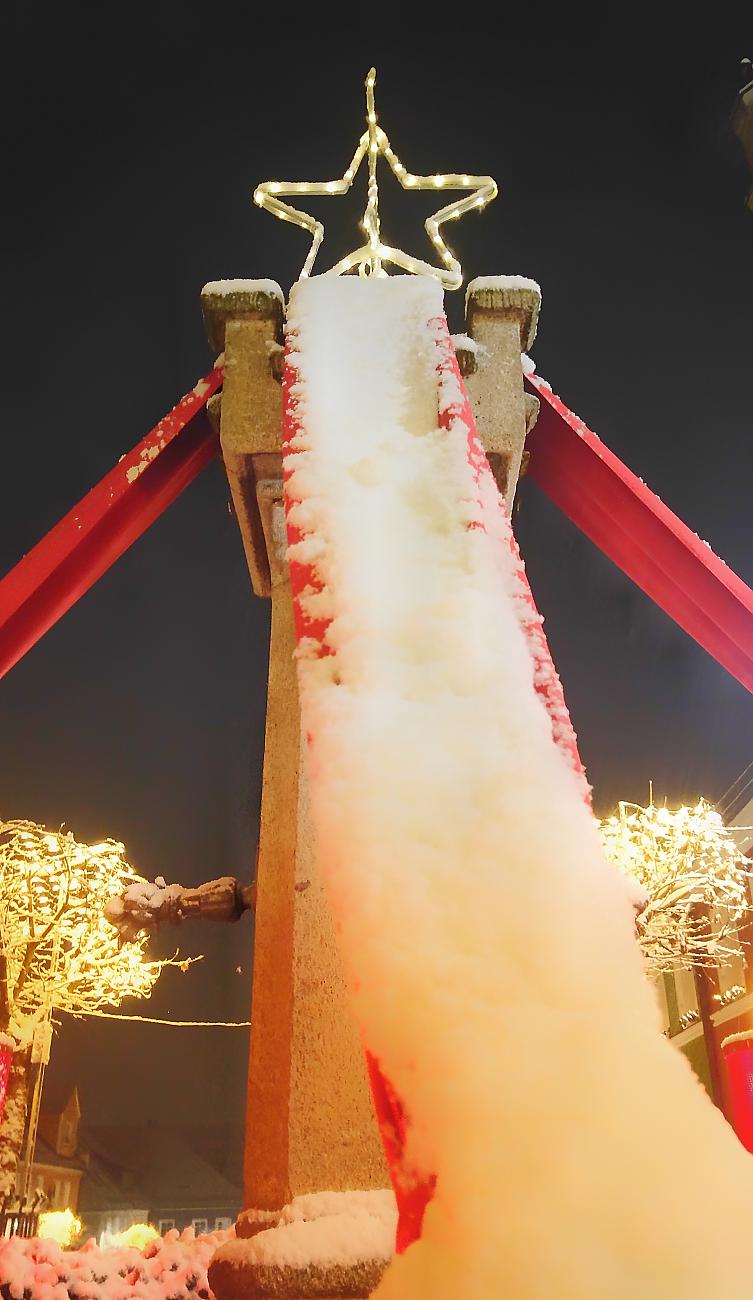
[274,273,753,1300]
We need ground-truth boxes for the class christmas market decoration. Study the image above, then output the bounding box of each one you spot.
[37,1208,82,1248]
[0,1222,227,1298]
[253,68,497,288]
[5,59,753,1300]
[113,1223,160,1250]
[0,819,191,1195]
[599,799,752,975]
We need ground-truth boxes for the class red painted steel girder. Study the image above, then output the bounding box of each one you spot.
[525,372,753,696]
[0,369,222,679]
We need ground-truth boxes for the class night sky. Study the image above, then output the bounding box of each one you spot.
[1,7,752,1132]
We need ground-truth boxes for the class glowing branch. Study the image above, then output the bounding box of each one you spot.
[600,799,751,976]
[0,820,189,1046]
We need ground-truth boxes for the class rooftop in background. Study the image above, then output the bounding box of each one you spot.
[79,1123,244,1216]
[733,58,753,214]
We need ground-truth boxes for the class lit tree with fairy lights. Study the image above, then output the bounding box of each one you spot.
[600,799,752,976]
[0,819,189,1196]
[600,798,752,1108]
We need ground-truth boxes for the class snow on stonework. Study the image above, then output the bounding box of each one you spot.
[212,1190,397,1273]
[0,1226,228,1300]
[466,272,542,303]
[201,278,284,303]
[282,275,753,1300]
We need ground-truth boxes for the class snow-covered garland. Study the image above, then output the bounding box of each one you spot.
[0,1225,228,1300]
[278,275,753,1300]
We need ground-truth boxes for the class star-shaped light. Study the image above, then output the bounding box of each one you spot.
[253,68,498,291]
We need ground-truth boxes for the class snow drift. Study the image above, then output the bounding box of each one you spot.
[281,275,753,1300]
[0,1225,228,1300]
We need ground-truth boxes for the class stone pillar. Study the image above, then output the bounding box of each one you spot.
[463,279,542,507]
[200,281,387,1212]
[200,276,542,1219]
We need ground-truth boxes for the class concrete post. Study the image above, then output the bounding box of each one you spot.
[200,275,542,1220]
[200,281,387,1213]
[463,279,542,507]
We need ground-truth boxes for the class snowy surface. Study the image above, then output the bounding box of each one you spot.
[466,273,541,304]
[201,278,284,302]
[213,1190,396,1272]
[520,351,536,375]
[282,275,753,1300]
[721,1029,753,1049]
[105,876,184,927]
[0,1226,229,1300]
[450,332,484,356]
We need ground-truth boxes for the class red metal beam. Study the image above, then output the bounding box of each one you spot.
[0,368,222,679]
[525,372,753,696]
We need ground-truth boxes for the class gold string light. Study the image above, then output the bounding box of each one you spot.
[253,67,497,290]
[599,799,752,976]
[0,820,195,1046]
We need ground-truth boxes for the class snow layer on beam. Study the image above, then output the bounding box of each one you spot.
[466,271,541,301]
[283,275,753,1300]
[201,277,284,302]
[215,1191,397,1271]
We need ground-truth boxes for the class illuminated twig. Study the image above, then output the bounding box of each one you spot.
[600,799,752,976]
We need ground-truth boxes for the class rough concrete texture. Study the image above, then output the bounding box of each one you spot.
[206,279,538,1298]
[201,285,283,596]
[464,281,542,507]
[201,282,284,354]
[208,1252,386,1300]
[204,291,387,1218]
[290,723,386,1196]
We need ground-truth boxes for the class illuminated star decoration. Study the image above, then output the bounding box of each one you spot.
[253,67,498,290]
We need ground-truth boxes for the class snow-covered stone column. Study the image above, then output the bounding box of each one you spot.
[463,276,541,507]
[200,282,387,1212]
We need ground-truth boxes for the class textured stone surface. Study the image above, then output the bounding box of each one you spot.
[201,281,285,353]
[203,288,387,1216]
[236,1208,285,1240]
[464,281,542,506]
[465,280,540,351]
[209,1252,386,1300]
[206,275,536,1256]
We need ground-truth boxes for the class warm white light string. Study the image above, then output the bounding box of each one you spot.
[72,1008,251,1028]
[253,67,498,290]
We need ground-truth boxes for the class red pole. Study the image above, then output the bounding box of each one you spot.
[722,1034,753,1153]
[0,1042,12,1125]
[0,369,222,679]
[525,372,753,697]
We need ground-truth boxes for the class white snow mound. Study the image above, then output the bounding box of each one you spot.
[282,275,753,1300]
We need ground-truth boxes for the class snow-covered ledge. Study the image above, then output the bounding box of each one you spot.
[200,279,285,352]
[462,274,542,505]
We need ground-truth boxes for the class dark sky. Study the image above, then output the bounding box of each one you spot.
[1,7,752,1131]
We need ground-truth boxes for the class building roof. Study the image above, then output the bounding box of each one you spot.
[39,1082,80,1116]
[78,1124,243,1215]
[33,1136,86,1174]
